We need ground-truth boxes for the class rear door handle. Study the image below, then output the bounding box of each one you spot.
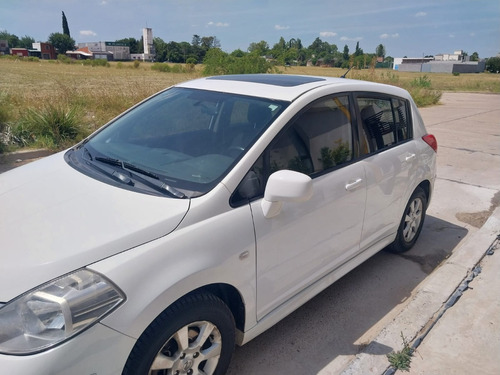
[405,153,416,162]
[345,178,363,191]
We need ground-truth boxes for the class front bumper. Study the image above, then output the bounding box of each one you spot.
[0,322,135,375]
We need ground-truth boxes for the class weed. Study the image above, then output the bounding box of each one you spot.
[410,75,432,88]
[387,332,413,372]
[14,105,85,149]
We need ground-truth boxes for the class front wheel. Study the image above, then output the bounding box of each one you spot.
[123,293,235,375]
[387,187,427,253]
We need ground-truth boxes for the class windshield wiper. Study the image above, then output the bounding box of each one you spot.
[94,156,186,198]
[95,157,159,179]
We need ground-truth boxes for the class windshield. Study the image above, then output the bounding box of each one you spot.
[79,87,287,197]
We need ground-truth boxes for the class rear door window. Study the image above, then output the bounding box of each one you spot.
[357,96,412,154]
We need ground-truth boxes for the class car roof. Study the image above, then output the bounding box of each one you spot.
[176,74,410,102]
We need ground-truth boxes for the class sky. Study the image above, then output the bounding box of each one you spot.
[1,0,499,58]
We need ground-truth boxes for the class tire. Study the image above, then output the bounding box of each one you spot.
[122,293,235,375]
[387,186,427,253]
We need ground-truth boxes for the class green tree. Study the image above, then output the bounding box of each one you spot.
[376,44,385,58]
[0,30,20,48]
[116,37,140,54]
[19,35,35,49]
[486,56,500,73]
[470,52,479,61]
[62,11,70,37]
[354,41,363,56]
[248,40,269,56]
[192,34,201,47]
[343,44,349,60]
[153,37,168,62]
[48,32,75,54]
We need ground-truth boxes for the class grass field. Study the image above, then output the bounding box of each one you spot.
[0,58,499,152]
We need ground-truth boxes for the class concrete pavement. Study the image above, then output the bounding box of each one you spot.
[341,92,500,375]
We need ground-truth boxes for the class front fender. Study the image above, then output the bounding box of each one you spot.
[91,201,257,339]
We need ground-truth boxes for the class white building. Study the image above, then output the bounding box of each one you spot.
[77,42,130,61]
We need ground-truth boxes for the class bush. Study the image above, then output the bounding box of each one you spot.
[133,60,140,69]
[13,105,85,149]
[0,93,13,152]
[82,59,110,67]
[410,75,432,88]
[203,48,274,75]
[486,56,500,73]
[151,62,171,72]
[57,54,73,64]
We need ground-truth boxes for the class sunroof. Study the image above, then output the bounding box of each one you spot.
[208,74,325,87]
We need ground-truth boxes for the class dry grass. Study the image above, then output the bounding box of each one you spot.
[0,59,202,134]
[0,58,498,151]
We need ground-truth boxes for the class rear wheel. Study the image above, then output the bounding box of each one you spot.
[123,293,235,375]
[387,187,427,253]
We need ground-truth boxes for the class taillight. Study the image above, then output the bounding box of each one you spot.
[422,134,437,152]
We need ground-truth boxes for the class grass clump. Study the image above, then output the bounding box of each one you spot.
[13,105,85,149]
[387,332,413,372]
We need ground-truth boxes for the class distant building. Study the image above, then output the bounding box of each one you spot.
[131,28,156,62]
[11,48,29,57]
[77,42,130,61]
[31,42,57,59]
[394,50,485,73]
[0,40,9,55]
[66,47,94,60]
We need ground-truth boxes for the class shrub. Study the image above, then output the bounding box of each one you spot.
[151,63,171,72]
[82,59,110,67]
[203,48,274,75]
[410,75,432,88]
[14,105,85,149]
[57,54,73,64]
[133,60,140,69]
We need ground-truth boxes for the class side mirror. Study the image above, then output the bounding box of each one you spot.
[261,170,313,218]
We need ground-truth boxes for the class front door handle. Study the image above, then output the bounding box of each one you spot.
[345,178,363,191]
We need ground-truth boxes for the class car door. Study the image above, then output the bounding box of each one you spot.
[243,95,367,320]
[356,95,419,250]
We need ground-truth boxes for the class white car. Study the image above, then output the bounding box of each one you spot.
[0,74,437,374]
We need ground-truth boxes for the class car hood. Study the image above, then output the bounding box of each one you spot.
[0,153,190,301]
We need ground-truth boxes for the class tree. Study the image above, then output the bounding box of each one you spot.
[62,11,70,37]
[19,35,35,49]
[48,32,75,54]
[116,37,140,54]
[248,40,269,56]
[192,35,201,47]
[354,41,363,56]
[0,30,20,48]
[486,56,500,73]
[343,45,349,60]
[376,44,386,58]
[470,52,479,61]
[201,36,220,50]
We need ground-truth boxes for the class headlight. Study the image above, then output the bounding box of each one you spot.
[0,269,125,355]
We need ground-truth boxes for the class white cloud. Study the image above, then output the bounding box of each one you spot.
[340,36,363,41]
[415,11,427,17]
[207,21,229,27]
[449,33,455,38]
[80,30,97,37]
[320,31,337,38]
[275,25,290,30]
[380,33,399,39]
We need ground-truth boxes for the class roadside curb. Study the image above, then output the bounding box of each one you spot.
[340,206,500,375]
[0,149,53,164]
